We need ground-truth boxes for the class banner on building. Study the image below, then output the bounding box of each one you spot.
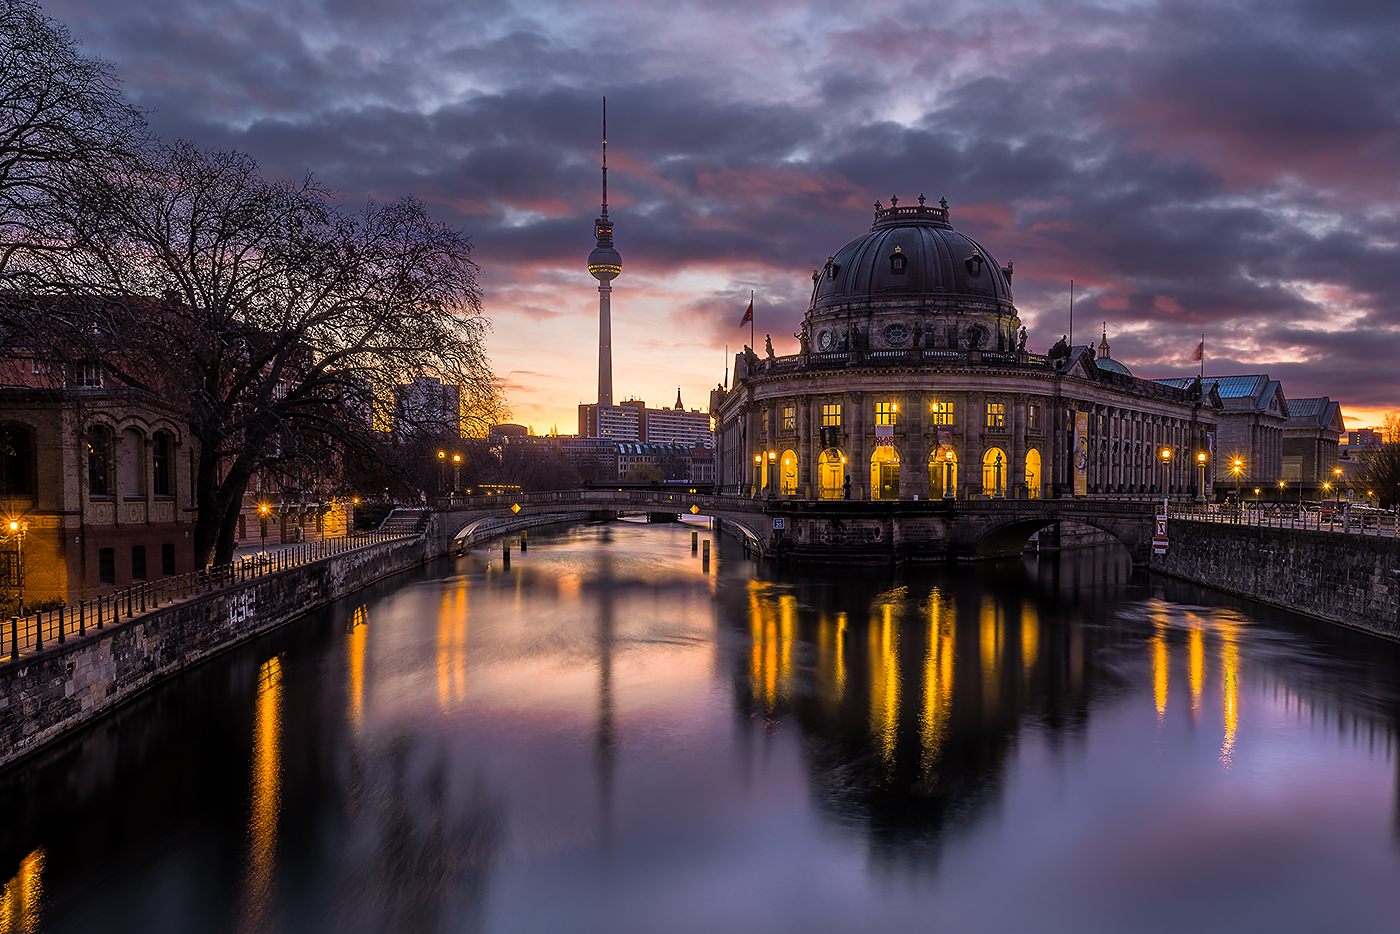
[1074,411,1089,497]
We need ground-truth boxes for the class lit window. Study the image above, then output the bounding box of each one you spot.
[876,402,898,426]
[782,406,795,431]
[1028,403,1041,430]
[985,401,1005,429]
[761,410,768,433]
[821,404,842,427]
[930,401,954,425]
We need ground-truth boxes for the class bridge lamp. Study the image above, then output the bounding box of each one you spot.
[7,519,23,616]
[1231,458,1244,502]
[943,448,956,500]
[1159,447,1172,500]
[258,502,270,553]
[1195,451,1207,504]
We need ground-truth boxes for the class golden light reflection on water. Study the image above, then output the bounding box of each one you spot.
[870,595,902,770]
[921,591,955,780]
[1020,600,1038,688]
[437,582,469,711]
[1152,612,1170,721]
[239,655,283,934]
[817,610,848,706]
[748,582,794,713]
[1188,617,1205,717]
[347,606,368,728]
[1220,620,1240,768]
[980,597,1002,718]
[0,847,44,933]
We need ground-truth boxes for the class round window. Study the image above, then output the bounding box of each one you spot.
[883,324,910,346]
[817,329,834,351]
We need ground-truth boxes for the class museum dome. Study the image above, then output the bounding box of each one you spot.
[810,196,1015,316]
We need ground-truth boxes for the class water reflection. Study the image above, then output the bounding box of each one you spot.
[238,655,283,934]
[5,526,1400,933]
[0,848,42,934]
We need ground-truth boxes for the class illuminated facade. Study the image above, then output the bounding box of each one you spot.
[712,197,1221,500]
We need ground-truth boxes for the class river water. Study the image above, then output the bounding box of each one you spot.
[4,520,1400,933]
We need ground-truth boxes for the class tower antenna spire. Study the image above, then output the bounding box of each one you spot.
[601,96,608,217]
[587,97,622,409]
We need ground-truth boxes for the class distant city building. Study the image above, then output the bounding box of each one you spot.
[394,376,461,438]
[1347,428,1382,449]
[644,389,715,448]
[577,402,640,441]
[555,436,620,482]
[490,423,531,440]
[617,443,694,480]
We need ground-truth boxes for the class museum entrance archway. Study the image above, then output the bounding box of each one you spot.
[780,449,798,496]
[929,449,958,499]
[818,449,846,500]
[1024,448,1041,499]
[871,447,900,500]
[983,447,1008,498]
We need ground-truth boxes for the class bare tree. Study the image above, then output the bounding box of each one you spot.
[0,0,145,285]
[40,141,504,567]
[1356,413,1400,509]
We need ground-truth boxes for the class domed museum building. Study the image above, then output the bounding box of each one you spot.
[711,196,1221,501]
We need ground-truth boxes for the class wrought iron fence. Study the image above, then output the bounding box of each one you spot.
[1166,502,1400,539]
[4,529,412,664]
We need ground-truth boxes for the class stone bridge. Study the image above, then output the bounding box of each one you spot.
[432,491,1160,565]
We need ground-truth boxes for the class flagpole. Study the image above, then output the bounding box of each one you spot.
[750,289,755,350]
[1069,279,1074,346]
[1200,332,1204,379]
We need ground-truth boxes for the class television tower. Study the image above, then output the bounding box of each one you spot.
[587,98,621,407]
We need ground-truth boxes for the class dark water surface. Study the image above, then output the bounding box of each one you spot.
[4,521,1400,933]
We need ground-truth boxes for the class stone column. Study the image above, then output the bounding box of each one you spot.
[849,390,866,499]
[965,390,981,496]
[1012,393,1027,499]
[798,394,813,499]
[905,390,926,500]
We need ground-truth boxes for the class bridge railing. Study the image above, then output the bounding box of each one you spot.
[3,529,414,665]
[1167,502,1400,539]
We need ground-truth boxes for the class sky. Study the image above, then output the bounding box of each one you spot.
[46,0,1400,434]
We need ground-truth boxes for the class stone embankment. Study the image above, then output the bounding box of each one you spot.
[0,532,433,770]
[1150,518,1400,640]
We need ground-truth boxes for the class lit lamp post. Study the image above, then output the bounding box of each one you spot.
[437,449,446,494]
[1333,466,1344,508]
[1195,451,1207,504]
[943,449,956,500]
[1232,458,1244,503]
[452,453,462,494]
[1159,447,1172,507]
[7,519,26,617]
[258,502,270,554]
[993,451,1004,499]
[753,453,762,497]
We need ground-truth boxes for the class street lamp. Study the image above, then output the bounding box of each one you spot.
[1232,458,1244,503]
[452,452,462,494]
[7,519,26,617]
[258,502,270,554]
[1195,451,1207,504]
[1159,447,1172,505]
[1333,466,1344,508]
[943,449,956,500]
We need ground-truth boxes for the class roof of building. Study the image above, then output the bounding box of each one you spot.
[1285,396,1343,431]
[810,197,1014,315]
[1155,374,1287,416]
[616,443,693,456]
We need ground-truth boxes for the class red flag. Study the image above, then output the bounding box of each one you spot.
[1190,340,1203,362]
[739,299,753,326]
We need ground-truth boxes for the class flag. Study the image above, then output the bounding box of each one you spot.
[1190,340,1203,362]
[739,299,753,326]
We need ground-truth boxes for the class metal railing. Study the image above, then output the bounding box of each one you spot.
[5,529,413,664]
[1167,502,1400,539]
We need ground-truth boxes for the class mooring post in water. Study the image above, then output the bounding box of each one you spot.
[503,544,511,569]
[520,530,527,553]
[702,538,710,573]
[692,530,698,553]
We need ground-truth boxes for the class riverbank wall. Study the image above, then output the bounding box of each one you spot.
[1149,518,1400,640]
[0,533,432,771]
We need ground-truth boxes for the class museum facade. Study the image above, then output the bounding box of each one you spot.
[711,197,1222,501]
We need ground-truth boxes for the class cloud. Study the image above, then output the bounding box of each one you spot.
[46,0,1400,429]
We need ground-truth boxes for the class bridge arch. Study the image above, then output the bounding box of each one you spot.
[972,515,1141,561]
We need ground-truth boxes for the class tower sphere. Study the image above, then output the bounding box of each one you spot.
[589,244,622,281]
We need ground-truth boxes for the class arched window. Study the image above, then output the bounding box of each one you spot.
[871,446,900,500]
[930,448,957,499]
[982,447,1008,498]
[780,450,798,496]
[87,425,113,496]
[818,449,846,500]
[153,431,173,496]
[0,425,34,496]
[1025,449,1042,499]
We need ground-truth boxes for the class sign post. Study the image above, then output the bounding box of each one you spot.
[1153,514,1169,555]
